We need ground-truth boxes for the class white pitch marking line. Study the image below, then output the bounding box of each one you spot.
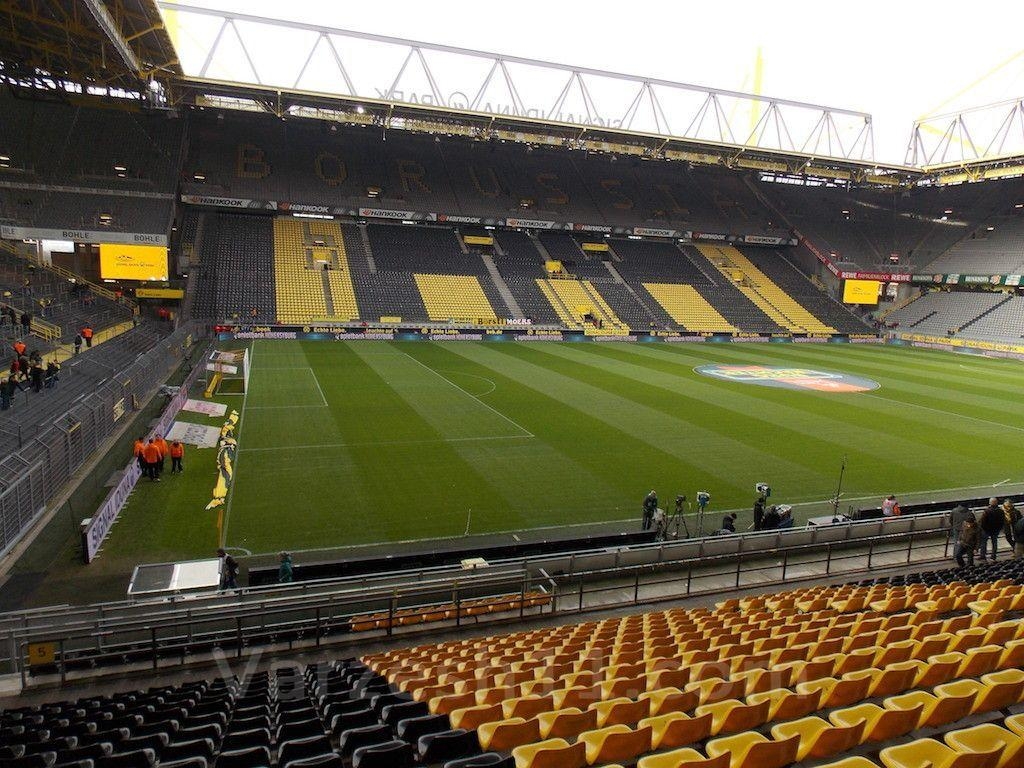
[860,393,1024,434]
[308,366,328,406]
[247,404,329,410]
[221,341,254,547]
[242,478,1024,557]
[398,349,534,437]
[995,478,1011,486]
[240,434,534,453]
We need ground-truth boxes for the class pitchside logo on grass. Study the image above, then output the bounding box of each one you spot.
[696,365,880,392]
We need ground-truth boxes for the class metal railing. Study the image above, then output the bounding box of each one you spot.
[0,322,206,561]
[5,514,952,686]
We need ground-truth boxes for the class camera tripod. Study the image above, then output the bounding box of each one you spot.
[663,497,691,540]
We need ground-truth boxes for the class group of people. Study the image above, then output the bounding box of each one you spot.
[133,434,185,481]
[951,497,1023,568]
[2,340,60,409]
[752,496,795,530]
[216,548,293,590]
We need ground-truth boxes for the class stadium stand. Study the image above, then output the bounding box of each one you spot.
[0,93,180,235]
[695,245,838,333]
[643,283,738,333]
[0,246,133,343]
[885,291,1009,338]
[739,248,868,334]
[191,213,276,322]
[415,274,498,324]
[756,179,1018,272]
[923,212,1024,275]
[537,278,630,333]
[9,560,1024,768]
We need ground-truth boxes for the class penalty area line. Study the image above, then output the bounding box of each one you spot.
[398,350,534,437]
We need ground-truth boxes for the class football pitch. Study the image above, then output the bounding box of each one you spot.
[89,338,1024,573]
[203,338,1024,556]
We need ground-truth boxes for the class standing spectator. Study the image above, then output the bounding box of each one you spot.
[881,495,897,517]
[12,339,25,358]
[278,552,293,583]
[81,324,94,348]
[142,439,161,481]
[1003,499,1021,550]
[20,311,30,336]
[753,496,766,530]
[9,357,20,380]
[949,504,972,541]
[956,513,979,569]
[29,360,44,393]
[642,490,657,531]
[721,513,738,533]
[73,333,83,356]
[761,505,782,530]
[218,548,239,589]
[133,436,146,470]
[0,377,13,410]
[44,361,58,388]
[979,497,1005,561]
[154,434,170,476]
[170,440,184,473]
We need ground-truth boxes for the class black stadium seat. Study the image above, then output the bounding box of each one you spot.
[443,754,514,768]
[337,724,391,761]
[275,736,332,767]
[214,747,271,768]
[351,740,414,768]
[417,729,480,764]
[395,714,449,744]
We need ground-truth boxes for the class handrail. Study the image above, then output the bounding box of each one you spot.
[4,515,952,683]
[0,239,138,312]
[0,509,951,633]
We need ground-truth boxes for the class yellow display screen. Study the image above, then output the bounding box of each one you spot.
[99,244,168,281]
[843,279,880,305]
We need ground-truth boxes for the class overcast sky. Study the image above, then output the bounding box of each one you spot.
[165,0,1024,164]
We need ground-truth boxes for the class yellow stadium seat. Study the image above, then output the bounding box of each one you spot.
[770,716,866,762]
[590,697,650,727]
[478,716,541,751]
[640,711,713,750]
[829,702,920,743]
[580,723,652,765]
[449,703,503,730]
[886,688,973,729]
[512,737,587,768]
[944,723,1023,768]
[975,669,1024,713]
[502,694,555,720]
[537,707,598,740]
[796,676,871,708]
[814,759,881,768]
[639,687,699,716]
[880,737,1003,768]
[638,748,729,768]
[705,731,800,768]
[694,698,770,735]
[746,687,822,721]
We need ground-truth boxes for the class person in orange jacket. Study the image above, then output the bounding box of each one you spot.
[154,434,170,476]
[169,440,184,473]
[12,340,26,357]
[132,435,146,471]
[81,325,93,348]
[142,439,162,481]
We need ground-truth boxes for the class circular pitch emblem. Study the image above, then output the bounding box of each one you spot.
[695,364,880,393]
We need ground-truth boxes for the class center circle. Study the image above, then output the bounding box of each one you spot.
[695,364,880,392]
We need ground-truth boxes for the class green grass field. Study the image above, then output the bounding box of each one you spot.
[70,338,1023,586]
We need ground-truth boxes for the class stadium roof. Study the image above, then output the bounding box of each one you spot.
[0,0,181,90]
